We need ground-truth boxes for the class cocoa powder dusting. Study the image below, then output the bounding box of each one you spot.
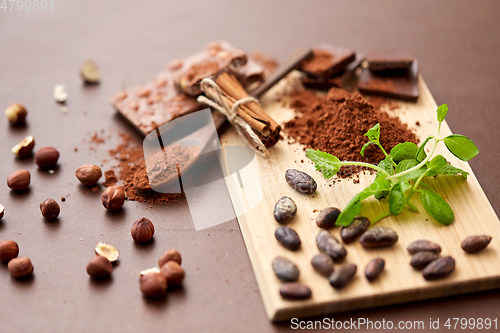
[301,49,335,74]
[108,133,183,204]
[285,87,418,177]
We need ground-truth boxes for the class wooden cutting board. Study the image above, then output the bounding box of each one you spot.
[219,74,500,322]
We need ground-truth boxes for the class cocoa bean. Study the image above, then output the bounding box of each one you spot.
[311,253,334,277]
[365,258,385,281]
[316,230,347,262]
[461,235,492,253]
[275,226,301,251]
[340,217,370,243]
[316,207,341,229]
[279,282,312,300]
[329,263,357,288]
[407,240,441,254]
[359,227,398,248]
[272,256,299,282]
[285,169,317,194]
[422,256,455,280]
[273,196,297,224]
[410,251,439,270]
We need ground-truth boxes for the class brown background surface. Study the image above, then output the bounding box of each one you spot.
[0,1,499,332]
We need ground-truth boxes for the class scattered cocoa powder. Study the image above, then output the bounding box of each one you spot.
[301,49,335,74]
[108,133,183,204]
[285,87,418,177]
[91,132,105,144]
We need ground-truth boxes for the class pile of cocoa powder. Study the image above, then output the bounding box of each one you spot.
[285,87,418,176]
[107,133,183,204]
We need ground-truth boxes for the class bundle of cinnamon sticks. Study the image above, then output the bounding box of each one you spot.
[212,72,281,148]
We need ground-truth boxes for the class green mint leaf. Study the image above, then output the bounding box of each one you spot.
[397,159,428,182]
[436,104,448,123]
[415,136,432,162]
[360,142,372,157]
[419,189,455,225]
[389,182,406,215]
[443,134,479,161]
[428,163,469,179]
[364,123,380,143]
[336,178,391,226]
[390,142,418,163]
[374,157,393,200]
[427,155,448,171]
[336,202,362,227]
[306,149,341,179]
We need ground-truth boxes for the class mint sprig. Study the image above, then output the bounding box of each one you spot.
[306,104,477,226]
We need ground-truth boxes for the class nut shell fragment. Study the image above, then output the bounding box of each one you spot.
[12,135,35,158]
[80,60,101,84]
[5,103,27,126]
[94,242,120,262]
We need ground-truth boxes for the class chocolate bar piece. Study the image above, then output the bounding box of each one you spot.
[366,50,414,71]
[111,68,201,136]
[236,51,278,87]
[358,60,419,102]
[302,53,365,91]
[174,41,247,96]
[300,44,355,78]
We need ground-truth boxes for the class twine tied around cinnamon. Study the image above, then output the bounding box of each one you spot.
[197,78,269,156]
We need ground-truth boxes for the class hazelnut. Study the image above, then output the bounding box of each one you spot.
[5,103,27,126]
[12,135,35,158]
[158,249,182,267]
[94,242,119,262]
[139,267,160,276]
[7,170,31,191]
[0,240,19,262]
[131,218,155,243]
[80,60,101,84]
[86,255,113,278]
[35,146,60,169]
[39,199,60,220]
[76,164,102,186]
[0,204,4,220]
[160,261,185,286]
[140,272,167,298]
[102,186,125,211]
[8,257,34,278]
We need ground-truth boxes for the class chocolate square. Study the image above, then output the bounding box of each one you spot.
[300,44,356,78]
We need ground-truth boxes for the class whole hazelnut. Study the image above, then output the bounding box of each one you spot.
[0,204,4,220]
[158,249,182,267]
[160,261,185,286]
[12,135,35,158]
[102,186,125,211]
[35,147,59,169]
[40,199,60,220]
[140,272,167,298]
[0,240,19,262]
[8,257,34,278]
[76,164,102,186]
[5,103,27,126]
[86,255,113,278]
[7,170,31,191]
[80,60,101,84]
[131,218,155,243]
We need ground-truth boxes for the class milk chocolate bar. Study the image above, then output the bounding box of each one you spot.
[358,60,419,102]
[111,69,202,136]
[174,41,247,96]
[236,52,278,87]
[300,44,356,78]
[366,50,414,71]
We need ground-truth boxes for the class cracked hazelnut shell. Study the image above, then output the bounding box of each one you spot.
[94,242,119,262]
[5,103,27,126]
[12,135,35,158]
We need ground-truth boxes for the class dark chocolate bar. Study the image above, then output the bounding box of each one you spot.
[174,41,247,96]
[358,60,419,102]
[299,44,355,78]
[302,53,365,91]
[366,50,414,71]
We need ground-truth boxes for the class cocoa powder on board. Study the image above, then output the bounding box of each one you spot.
[285,87,418,177]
